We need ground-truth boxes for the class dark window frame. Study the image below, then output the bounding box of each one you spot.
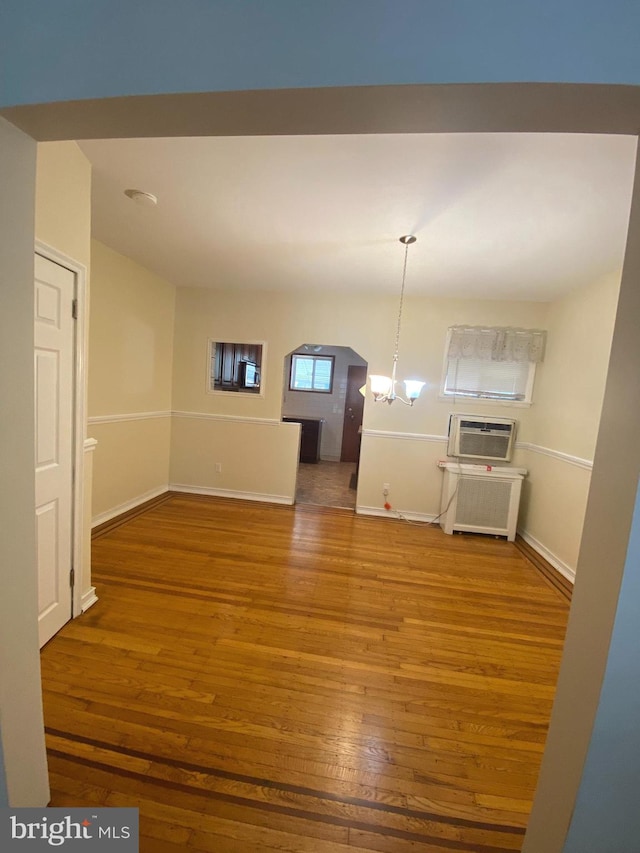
[289,354,335,394]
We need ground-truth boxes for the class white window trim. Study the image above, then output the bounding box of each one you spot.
[206,338,267,399]
[438,330,536,407]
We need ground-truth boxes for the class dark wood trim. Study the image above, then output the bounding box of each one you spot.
[515,534,573,603]
[49,749,517,853]
[91,490,174,540]
[45,727,524,836]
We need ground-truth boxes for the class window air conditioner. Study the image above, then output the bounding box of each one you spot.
[447,414,516,462]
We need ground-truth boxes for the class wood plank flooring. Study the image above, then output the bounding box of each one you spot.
[41,494,570,852]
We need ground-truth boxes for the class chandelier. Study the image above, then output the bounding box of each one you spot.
[369,235,426,406]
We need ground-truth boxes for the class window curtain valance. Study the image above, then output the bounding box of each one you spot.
[447,326,547,363]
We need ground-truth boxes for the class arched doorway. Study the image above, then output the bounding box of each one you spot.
[282,343,367,508]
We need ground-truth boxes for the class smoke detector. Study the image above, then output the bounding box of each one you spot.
[124,189,158,207]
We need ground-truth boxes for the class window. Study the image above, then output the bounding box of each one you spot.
[441,326,545,404]
[289,354,335,393]
[209,340,264,394]
[442,356,535,402]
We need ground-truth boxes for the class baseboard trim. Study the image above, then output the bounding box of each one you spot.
[80,587,99,612]
[356,505,437,523]
[169,483,294,506]
[91,487,172,538]
[515,530,574,601]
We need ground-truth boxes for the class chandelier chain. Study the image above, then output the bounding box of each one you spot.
[393,240,410,361]
[368,234,424,406]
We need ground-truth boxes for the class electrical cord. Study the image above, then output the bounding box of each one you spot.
[381,461,461,528]
[425,475,460,527]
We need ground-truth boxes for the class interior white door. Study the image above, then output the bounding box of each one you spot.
[35,253,75,647]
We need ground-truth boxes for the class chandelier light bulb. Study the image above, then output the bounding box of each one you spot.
[370,374,393,399]
[404,380,426,400]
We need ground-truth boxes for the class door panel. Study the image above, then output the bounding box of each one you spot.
[35,349,59,466]
[340,365,367,463]
[36,499,59,617]
[34,253,75,647]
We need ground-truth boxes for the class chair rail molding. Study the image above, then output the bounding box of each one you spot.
[516,441,593,471]
[88,410,171,425]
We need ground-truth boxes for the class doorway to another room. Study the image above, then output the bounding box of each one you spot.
[282,345,367,510]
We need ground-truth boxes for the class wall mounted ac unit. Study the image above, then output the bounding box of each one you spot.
[447,414,516,462]
[438,463,526,541]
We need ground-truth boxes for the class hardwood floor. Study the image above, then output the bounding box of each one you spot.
[42,494,569,852]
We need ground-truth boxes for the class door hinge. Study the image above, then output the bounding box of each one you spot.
[70,567,75,589]
[72,298,78,319]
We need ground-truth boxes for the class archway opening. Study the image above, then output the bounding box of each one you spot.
[282,343,367,509]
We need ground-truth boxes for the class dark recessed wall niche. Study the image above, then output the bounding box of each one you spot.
[210,341,263,393]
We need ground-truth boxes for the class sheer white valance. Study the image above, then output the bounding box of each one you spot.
[447,326,547,363]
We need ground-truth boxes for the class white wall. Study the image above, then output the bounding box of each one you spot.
[529,271,621,461]
[88,240,176,522]
[35,142,91,269]
[0,117,49,807]
[516,271,622,577]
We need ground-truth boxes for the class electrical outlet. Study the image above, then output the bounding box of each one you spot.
[383,483,390,494]
[215,462,222,473]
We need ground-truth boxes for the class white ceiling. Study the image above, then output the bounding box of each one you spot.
[79,132,637,301]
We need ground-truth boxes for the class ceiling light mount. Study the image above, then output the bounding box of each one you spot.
[369,235,425,407]
[124,188,158,207]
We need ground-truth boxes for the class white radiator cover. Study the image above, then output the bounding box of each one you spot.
[438,462,527,541]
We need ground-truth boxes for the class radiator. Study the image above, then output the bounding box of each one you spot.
[438,463,526,541]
